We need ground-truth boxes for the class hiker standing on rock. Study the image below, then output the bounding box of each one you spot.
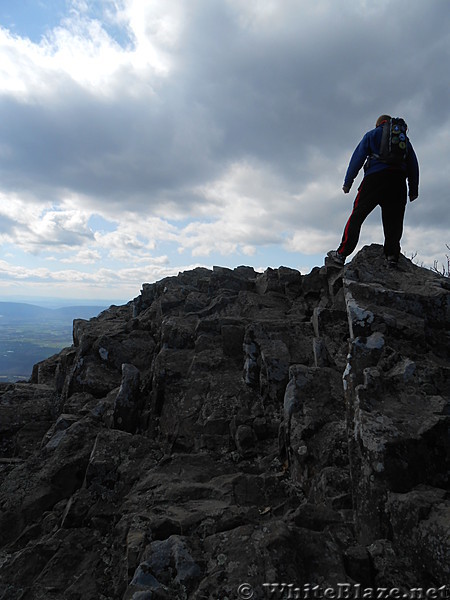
[327,114,419,267]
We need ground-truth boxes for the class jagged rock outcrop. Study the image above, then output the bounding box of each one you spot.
[0,244,448,599]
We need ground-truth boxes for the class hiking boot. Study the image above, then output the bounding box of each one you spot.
[326,250,345,266]
[385,255,398,266]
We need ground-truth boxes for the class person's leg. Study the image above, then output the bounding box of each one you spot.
[337,177,379,258]
[380,175,407,260]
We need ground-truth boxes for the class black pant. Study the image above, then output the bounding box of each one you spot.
[337,170,407,260]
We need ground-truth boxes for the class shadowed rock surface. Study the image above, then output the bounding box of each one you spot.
[0,244,448,599]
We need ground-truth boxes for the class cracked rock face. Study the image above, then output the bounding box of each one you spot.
[0,244,448,599]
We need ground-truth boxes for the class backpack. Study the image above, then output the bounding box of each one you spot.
[375,117,409,165]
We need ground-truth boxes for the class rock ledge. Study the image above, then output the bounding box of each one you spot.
[0,244,448,599]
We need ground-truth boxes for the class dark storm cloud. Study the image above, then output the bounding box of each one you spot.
[0,0,449,234]
[0,86,220,210]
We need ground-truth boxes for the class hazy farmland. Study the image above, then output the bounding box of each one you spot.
[0,302,108,382]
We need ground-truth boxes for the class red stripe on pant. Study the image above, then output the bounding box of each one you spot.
[339,185,362,256]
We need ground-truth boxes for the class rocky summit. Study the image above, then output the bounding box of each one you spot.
[0,244,449,600]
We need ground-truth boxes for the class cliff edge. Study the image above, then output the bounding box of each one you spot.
[0,244,449,599]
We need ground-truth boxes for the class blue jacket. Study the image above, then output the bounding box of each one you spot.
[344,124,419,197]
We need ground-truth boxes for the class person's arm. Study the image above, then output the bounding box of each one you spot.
[406,141,419,201]
[343,132,371,191]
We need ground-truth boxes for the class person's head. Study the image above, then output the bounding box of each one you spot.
[376,114,391,127]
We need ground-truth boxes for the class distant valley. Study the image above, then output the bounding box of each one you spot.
[0,302,109,382]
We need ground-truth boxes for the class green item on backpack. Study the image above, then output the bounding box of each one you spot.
[376,117,409,165]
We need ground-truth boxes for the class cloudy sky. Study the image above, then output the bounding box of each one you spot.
[0,0,449,302]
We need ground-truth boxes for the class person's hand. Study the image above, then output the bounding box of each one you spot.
[409,194,418,202]
[342,185,350,194]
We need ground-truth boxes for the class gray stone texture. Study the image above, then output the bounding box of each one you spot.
[0,244,448,599]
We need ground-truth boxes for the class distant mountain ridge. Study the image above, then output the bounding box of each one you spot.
[0,302,108,322]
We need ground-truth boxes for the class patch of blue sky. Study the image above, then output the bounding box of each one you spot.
[0,1,132,49]
[153,231,324,275]
[82,1,133,49]
[247,247,324,275]
[247,246,316,274]
[0,0,66,43]
[88,213,117,234]
[166,217,203,230]
[0,244,37,270]
[173,245,320,276]
[1,241,99,274]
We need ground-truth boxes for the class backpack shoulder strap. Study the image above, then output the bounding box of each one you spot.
[371,120,390,160]
[378,120,391,159]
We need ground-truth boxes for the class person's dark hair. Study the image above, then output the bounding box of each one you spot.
[376,114,391,127]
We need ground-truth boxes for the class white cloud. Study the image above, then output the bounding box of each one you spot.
[402,226,450,270]
[0,196,94,253]
[0,255,205,299]
[0,0,449,299]
[60,249,102,264]
[93,215,180,262]
[285,230,337,256]
[175,161,286,256]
